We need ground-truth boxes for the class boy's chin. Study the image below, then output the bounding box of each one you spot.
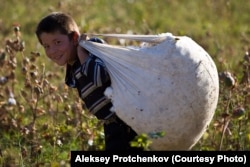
[55,61,67,66]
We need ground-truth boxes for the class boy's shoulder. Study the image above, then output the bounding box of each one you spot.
[87,37,106,64]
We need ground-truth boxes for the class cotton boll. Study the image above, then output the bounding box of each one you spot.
[8,97,16,105]
[104,87,113,99]
[56,139,63,147]
[109,106,116,112]
[0,76,8,85]
[88,139,93,146]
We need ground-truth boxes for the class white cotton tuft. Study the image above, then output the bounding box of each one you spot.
[104,86,113,99]
[109,106,115,113]
[8,97,16,106]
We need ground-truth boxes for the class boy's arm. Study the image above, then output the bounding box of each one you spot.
[83,57,110,87]
[80,37,110,87]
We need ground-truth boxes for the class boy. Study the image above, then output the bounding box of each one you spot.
[35,12,141,151]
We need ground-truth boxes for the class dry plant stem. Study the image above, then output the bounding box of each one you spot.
[32,96,38,125]
[243,117,249,150]
[18,140,24,167]
[237,120,242,150]
[226,90,232,113]
[219,117,230,150]
[219,90,232,150]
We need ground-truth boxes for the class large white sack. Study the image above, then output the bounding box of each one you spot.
[79,33,219,150]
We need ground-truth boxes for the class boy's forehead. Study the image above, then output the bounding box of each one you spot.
[40,31,68,43]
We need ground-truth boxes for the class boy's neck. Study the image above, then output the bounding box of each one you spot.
[67,56,78,66]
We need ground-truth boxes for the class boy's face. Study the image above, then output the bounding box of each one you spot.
[39,31,77,66]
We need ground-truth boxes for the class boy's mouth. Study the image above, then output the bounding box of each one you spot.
[54,55,63,60]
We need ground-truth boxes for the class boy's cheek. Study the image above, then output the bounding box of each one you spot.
[45,52,52,59]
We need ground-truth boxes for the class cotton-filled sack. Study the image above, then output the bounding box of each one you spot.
[79,33,219,150]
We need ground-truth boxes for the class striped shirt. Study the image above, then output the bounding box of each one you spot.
[65,39,114,120]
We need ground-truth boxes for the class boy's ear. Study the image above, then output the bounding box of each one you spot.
[72,32,79,44]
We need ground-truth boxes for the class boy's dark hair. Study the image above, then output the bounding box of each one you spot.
[35,12,80,44]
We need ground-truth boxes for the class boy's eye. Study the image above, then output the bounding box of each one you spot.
[43,45,49,49]
[55,40,61,45]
